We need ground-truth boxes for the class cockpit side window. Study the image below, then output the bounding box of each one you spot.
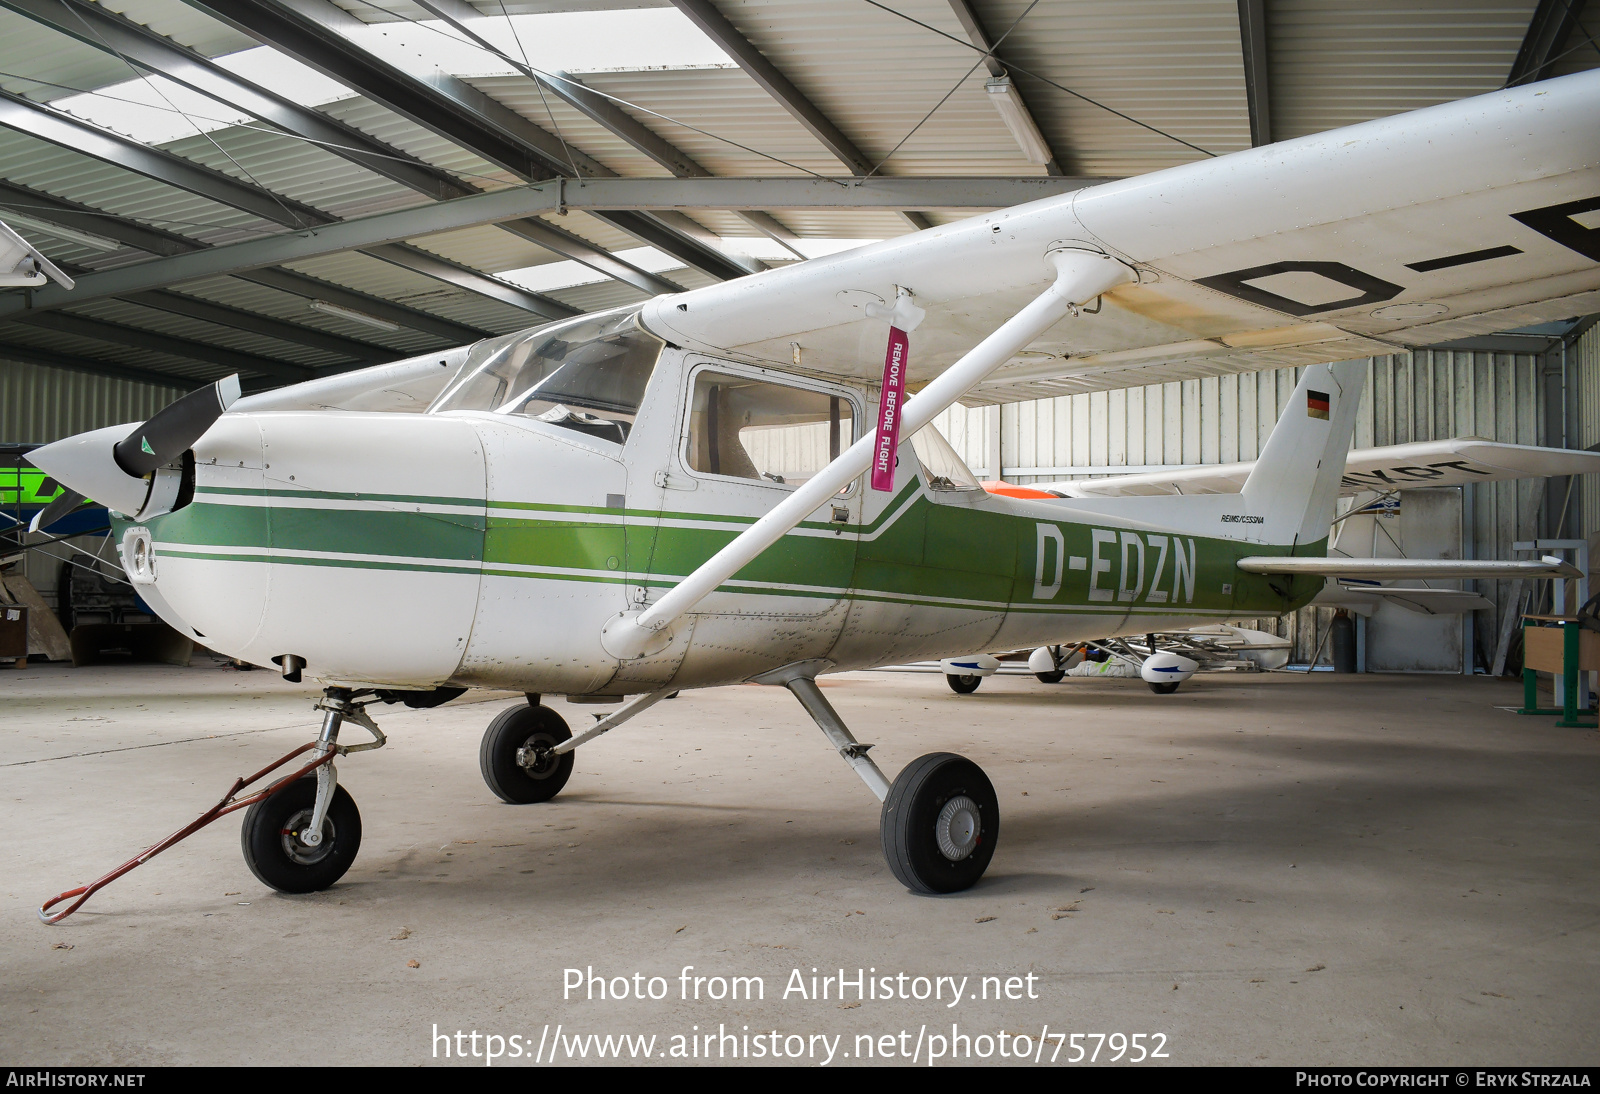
[686,370,855,487]
[426,307,663,445]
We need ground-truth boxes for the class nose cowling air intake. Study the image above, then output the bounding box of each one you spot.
[28,375,241,530]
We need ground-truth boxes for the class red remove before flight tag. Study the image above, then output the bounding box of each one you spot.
[872,325,909,492]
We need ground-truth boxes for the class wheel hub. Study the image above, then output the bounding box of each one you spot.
[935,795,980,861]
[515,735,557,777]
[281,809,336,865]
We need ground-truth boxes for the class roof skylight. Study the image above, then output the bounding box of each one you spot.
[45,7,729,147]
[499,246,687,294]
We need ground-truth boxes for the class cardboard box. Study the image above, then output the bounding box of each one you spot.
[0,604,27,659]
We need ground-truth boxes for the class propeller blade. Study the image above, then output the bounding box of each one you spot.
[112,374,241,478]
[28,486,86,534]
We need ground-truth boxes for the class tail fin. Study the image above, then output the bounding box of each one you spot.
[1240,360,1366,548]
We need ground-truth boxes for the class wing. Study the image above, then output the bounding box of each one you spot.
[639,70,1600,402]
[1040,440,1600,499]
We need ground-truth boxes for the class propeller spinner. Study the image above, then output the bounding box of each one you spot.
[28,375,241,530]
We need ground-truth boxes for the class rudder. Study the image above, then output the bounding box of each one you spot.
[1239,361,1366,548]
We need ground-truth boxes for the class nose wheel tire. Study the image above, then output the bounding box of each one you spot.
[240,775,362,894]
[480,704,574,804]
[1148,681,1180,694]
[880,752,999,894]
[945,673,982,695]
[1035,670,1065,684]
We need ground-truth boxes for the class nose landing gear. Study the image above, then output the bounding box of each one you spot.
[40,686,387,922]
[239,688,385,893]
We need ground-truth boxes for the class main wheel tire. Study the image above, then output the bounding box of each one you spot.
[480,704,574,804]
[946,673,982,694]
[1148,681,1180,694]
[1035,670,1066,684]
[880,752,999,894]
[240,775,361,894]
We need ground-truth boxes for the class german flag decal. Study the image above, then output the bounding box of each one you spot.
[1307,390,1330,419]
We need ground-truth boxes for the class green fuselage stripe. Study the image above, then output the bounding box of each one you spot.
[140,485,1319,619]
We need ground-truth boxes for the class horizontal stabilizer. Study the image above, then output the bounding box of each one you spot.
[1042,440,1600,500]
[1311,584,1496,617]
[1237,555,1580,580]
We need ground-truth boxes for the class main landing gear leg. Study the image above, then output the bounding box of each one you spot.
[479,690,673,804]
[753,660,999,895]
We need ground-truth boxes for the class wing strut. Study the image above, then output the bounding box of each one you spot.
[601,246,1135,660]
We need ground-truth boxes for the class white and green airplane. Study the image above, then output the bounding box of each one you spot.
[29,69,1598,898]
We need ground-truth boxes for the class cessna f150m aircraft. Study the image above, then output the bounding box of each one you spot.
[29,69,1599,899]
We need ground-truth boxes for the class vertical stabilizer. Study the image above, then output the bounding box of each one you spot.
[1239,361,1366,548]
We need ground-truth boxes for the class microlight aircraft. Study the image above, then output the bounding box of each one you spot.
[28,69,1600,901]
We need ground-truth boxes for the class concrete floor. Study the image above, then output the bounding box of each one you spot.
[2,661,1598,1067]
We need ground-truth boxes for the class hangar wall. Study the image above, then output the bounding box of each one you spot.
[1,359,185,443]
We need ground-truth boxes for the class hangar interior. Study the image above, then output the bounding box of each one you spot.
[1,0,1597,673]
[2,0,1600,1068]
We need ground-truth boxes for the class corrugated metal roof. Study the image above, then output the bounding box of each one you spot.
[70,297,350,368]
[0,0,1590,396]
[161,124,433,221]
[0,8,140,101]
[284,248,546,332]
[171,274,442,354]
[99,0,259,57]
[0,128,278,245]
[1269,1,1541,139]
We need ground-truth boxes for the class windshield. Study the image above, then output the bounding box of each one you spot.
[426,307,663,444]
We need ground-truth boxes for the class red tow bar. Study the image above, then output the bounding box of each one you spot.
[38,741,334,924]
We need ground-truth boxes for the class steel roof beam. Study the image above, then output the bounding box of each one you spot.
[0,181,204,258]
[0,0,473,203]
[0,175,1102,319]
[1236,0,1273,146]
[0,339,202,389]
[0,90,581,317]
[122,290,396,362]
[945,0,1067,175]
[1507,0,1590,86]
[413,0,705,179]
[180,0,602,180]
[0,88,330,230]
[6,0,675,296]
[669,1,934,231]
[489,220,682,296]
[14,312,316,381]
[0,183,493,342]
[410,0,787,254]
[179,0,730,283]
[669,0,873,177]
